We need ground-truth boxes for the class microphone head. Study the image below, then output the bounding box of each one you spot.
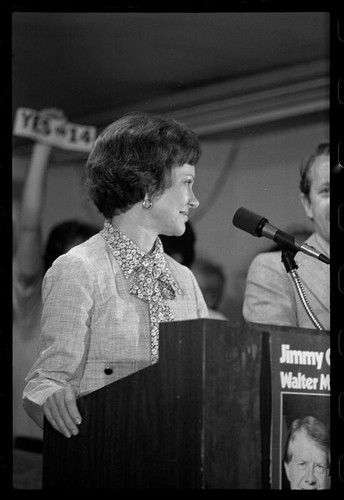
[232,207,267,237]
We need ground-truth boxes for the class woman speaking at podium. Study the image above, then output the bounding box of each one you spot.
[23,111,208,439]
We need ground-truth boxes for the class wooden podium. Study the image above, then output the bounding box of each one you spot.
[42,319,329,489]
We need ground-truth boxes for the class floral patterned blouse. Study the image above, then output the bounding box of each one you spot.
[101,221,182,364]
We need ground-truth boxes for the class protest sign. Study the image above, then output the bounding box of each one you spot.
[13,108,96,152]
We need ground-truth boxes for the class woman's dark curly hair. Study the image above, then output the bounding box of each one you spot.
[299,142,329,198]
[85,111,201,218]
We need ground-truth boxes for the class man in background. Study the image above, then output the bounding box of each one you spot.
[243,143,330,330]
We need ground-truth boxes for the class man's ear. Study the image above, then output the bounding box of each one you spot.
[284,460,291,483]
[300,192,313,221]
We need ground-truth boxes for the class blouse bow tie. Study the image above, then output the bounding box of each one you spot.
[101,221,181,364]
[129,257,180,303]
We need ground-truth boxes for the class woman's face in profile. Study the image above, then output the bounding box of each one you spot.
[151,163,199,237]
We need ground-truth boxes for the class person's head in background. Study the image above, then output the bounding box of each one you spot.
[191,257,226,312]
[299,142,329,244]
[283,416,330,490]
[43,220,99,272]
[160,220,196,268]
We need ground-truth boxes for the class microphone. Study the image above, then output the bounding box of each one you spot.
[232,207,330,265]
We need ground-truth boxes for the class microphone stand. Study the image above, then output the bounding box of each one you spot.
[279,247,325,331]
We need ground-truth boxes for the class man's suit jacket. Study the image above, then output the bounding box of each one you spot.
[243,233,330,330]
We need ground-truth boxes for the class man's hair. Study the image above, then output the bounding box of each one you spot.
[299,142,329,198]
[283,415,330,468]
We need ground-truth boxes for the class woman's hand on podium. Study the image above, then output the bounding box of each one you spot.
[43,386,82,438]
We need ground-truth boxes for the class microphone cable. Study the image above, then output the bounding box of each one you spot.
[289,268,325,330]
[280,247,325,330]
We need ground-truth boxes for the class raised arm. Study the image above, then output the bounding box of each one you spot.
[15,109,65,284]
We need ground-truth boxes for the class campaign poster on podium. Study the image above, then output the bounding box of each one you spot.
[269,330,330,490]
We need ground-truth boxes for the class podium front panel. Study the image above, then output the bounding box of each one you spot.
[43,319,328,489]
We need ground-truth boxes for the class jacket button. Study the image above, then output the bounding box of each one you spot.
[104,366,113,375]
